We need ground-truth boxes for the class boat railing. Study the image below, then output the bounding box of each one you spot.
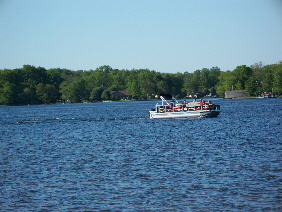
[156,102,220,113]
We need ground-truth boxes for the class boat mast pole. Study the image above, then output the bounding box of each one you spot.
[172,96,178,103]
[160,96,170,105]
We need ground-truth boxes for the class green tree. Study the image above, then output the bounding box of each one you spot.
[2,61,282,105]
[192,70,201,94]
[233,65,253,90]
[20,65,49,103]
[251,62,264,93]
[245,75,259,96]
[262,65,274,92]
[93,65,113,88]
[22,87,33,104]
[101,90,110,100]
[209,67,220,96]
[170,73,184,98]
[47,69,64,90]
[0,82,19,105]
[108,69,128,90]
[68,77,87,102]
[138,69,156,99]
[36,83,58,104]
[126,75,140,99]
[216,71,236,97]
[59,81,70,103]
[273,62,282,96]
[90,87,104,101]
[199,68,210,93]
[156,80,169,94]
[0,69,24,104]
[183,72,194,96]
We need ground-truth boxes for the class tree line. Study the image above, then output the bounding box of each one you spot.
[0,62,281,105]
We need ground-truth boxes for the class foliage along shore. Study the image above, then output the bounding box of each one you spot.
[0,62,282,105]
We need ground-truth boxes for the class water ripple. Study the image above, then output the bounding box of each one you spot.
[1,99,282,211]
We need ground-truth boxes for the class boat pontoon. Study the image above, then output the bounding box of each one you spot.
[149,95,220,119]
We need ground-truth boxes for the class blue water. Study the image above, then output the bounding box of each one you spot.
[1,98,281,211]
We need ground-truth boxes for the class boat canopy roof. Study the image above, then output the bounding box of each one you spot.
[159,94,172,98]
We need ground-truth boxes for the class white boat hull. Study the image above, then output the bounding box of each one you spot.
[149,110,220,119]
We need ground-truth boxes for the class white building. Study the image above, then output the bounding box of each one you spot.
[225,90,249,98]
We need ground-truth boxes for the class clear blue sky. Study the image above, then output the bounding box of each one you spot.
[1,0,281,73]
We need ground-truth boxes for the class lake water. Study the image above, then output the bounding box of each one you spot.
[1,98,281,211]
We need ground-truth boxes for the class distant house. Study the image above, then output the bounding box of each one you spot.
[225,90,249,98]
[110,90,131,100]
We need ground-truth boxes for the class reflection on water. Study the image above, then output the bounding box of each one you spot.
[1,99,282,211]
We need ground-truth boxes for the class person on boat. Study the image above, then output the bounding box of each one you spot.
[169,100,175,109]
[182,100,187,109]
[200,99,205,109]
[193,98,197,102]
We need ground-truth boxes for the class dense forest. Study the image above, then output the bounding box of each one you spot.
[0,62,282,105]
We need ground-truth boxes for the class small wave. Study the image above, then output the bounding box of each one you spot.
[16,117,148,123]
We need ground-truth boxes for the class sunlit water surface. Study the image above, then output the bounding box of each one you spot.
[1,98,281,211]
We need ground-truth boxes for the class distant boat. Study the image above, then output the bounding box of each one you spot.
[149,95,221,119]
[259,93,277,98]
